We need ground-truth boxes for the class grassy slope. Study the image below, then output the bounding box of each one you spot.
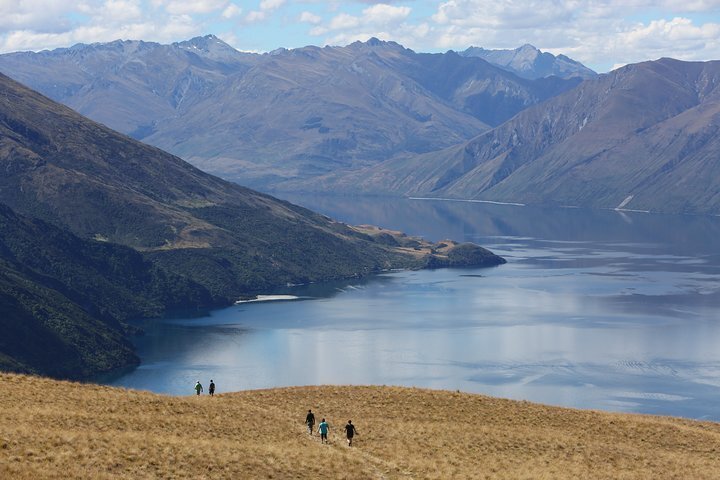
[2,373,720,479]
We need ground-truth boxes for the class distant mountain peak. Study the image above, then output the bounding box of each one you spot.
[459,44,596,80]
[177,34,221,46]
[349,37,405,51]
[174,34,239,57]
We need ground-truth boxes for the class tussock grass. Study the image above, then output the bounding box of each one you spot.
[2,374,720,479]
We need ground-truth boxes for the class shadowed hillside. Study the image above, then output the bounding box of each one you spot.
[0,203,217,378]
[2,373,720,479]
[0,72,503,299]
[0,72,504,378]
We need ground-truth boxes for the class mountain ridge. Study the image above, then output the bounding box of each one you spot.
[301,57,720,215]
[0,36,582,189]
[460,44,597,80]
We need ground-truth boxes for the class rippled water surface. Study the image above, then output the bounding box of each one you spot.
[110,196,720,420]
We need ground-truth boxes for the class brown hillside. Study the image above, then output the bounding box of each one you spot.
[2,373,720,479]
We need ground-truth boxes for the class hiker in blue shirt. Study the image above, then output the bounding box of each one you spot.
[318,418,329,444]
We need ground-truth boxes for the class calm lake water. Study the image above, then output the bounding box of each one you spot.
[110,196,720,420]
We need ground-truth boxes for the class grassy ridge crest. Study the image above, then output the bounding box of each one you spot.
[2,373,720,479]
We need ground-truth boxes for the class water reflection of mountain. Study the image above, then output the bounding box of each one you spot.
[279,194,720,256]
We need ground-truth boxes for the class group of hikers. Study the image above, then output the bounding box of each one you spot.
[191,383,359,446]
[305,409,358,446]
[194,380,215,396]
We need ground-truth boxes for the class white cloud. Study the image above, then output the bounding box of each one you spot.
[222,3,241,18]
[318,3,412,37]
[309,25,329,36]
[655,0,720,12]
[419,0,720,71]
[0,0,74,31]
[0,15,198,52]
[363,4,411,24]
[158,0,228,15]
[299,11,322,25]
[242,0,284,24]
[93,0,144,24]
[259,0,285,11]
[0,0,201,53]
[245,10,266,23]
[432,0,578,29]
[617,17,720,58]
[329,13,362,30]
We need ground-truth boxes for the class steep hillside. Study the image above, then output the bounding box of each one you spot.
[0,205,180,378]
[460,44,597,80]
[0,203,212,378]
[0,37,579,189]
[3,373,720,479]
[0,72,505,377]
[319,58,720,215]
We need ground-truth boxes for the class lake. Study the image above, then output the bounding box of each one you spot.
[110,195,720,420]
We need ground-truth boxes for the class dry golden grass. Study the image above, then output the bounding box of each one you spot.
[2,373,720,479]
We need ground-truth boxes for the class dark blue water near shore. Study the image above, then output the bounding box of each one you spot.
[110,196,720,421]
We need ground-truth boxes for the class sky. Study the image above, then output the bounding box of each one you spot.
[1,1,720,72]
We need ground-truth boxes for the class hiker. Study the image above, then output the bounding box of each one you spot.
[344,420,358,446]
[194,381,203,396]
[318,418,329,444]
[209,380,215,397]
[305,409,316,435]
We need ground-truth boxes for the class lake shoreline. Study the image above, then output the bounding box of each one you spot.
[108,195,720,421]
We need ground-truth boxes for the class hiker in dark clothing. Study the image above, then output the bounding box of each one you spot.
[305,409,316,435]
[344,420,358,446]
[209,380,215,396]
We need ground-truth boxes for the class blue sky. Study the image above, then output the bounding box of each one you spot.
[1,1,720,71]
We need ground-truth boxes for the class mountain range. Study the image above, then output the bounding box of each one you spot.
[0,36,581,189]
[0,72,504,378]
[299,58,720,215]
[1,36,718,215]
